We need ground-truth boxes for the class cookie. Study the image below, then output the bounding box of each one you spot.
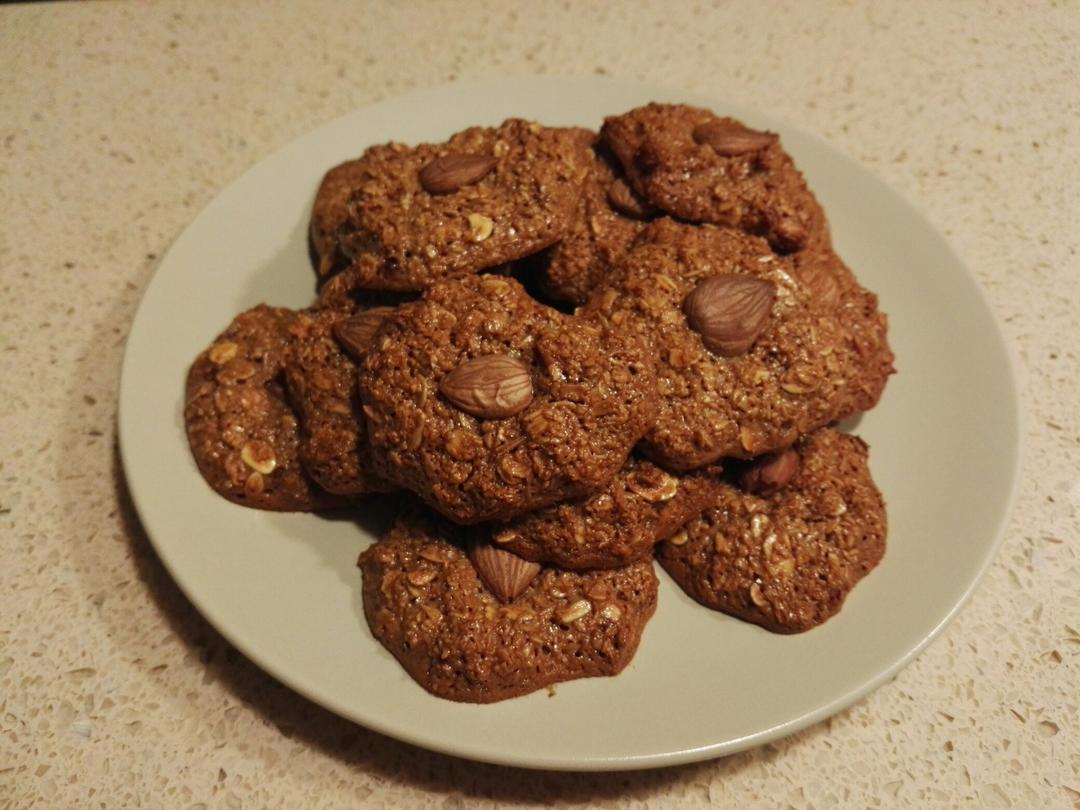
[282,307,390,497]
[358,512,659,702]
[656,428,886,633]
[490,457,721,570]
[582,218,894,469]
[309,157,369,279]
[314,262,420,313]
[309,120,590,292]
[534,135,649,307]
[357,274,658,524]
[601,103,829,252]
[184,305,339,511]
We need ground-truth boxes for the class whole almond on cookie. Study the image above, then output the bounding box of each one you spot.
[691,121,777,156]
[683,274,776,357]
[740,446,800,494]
[772,216,809,252]
[419,153,498,194]
[793,259,842,309]
[439,354,534,418]
[469,541,541,603]
[332,307,394,361]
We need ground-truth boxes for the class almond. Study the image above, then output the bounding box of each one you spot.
[606,177,656,219]
[772,215,808,251]
[469,541,541,603]
[418,153,497,194]
[692,120,777,156]
[792,256,842,309]
[332,307,394,361]
[438,354,533,419]
[740,447,800,494]
[683,274,776,356]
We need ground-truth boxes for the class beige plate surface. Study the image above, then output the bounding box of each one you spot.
[118,76,1021,771]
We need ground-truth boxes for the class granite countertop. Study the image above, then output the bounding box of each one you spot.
[2,1,1077,806]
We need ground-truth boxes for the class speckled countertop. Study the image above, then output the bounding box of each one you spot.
[2,1,1077,807]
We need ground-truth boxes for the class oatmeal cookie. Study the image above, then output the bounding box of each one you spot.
[535,135,650,306]
[314,263,419,313]
[282,307,390,497]
[601,103,829,252]
[359,511,659,702]
[357,275,658,524]
[656,428,886,633]
[184,305,339,511]
[582,218,894,469]
[309,157,369,279]
[310,120,590,292]
[490,458,721,570]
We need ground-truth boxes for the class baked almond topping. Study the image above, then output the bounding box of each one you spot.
[793,258,842,309]
[418,153,497,194]
[439,354,533,418]
[683,274,776,357]
[740,446,800,495]
[469,541,541,603]
[332,307,395,361]
[691,121,777,156]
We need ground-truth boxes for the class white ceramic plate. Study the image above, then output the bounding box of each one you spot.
[119,77,1020,771]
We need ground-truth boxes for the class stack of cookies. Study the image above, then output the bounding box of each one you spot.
[184,104,895,703]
